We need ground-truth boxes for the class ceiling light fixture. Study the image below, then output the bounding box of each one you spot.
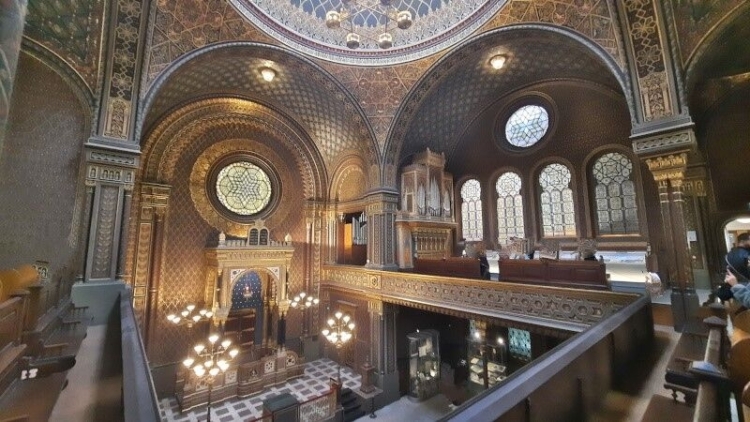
[260,67,276,82]
[490,54,507,70]
[325,0,413,50]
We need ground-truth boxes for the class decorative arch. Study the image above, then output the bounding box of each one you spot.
[684,2,750,93]
[329,155,369,203]
[382,23,635,187]
[20,40,96,126]
[139,41,380,172]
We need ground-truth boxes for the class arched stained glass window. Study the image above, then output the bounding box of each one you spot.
[539,163,577,237]
[496,172,525,245]
[460,179,483,241]
[505,105,549,148]
[216,162,272,215]
[592,152,640,234]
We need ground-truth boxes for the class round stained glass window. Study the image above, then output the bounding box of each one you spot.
[215,162,272,215]
[505,105,550,148]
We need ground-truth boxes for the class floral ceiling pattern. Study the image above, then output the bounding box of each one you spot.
[229,0,507,65]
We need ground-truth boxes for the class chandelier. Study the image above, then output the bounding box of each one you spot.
[325,0,414,49]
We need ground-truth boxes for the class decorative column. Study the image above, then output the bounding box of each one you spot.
[131,182,170,331]
[380,302,399,403]
[365,190,399,270]
[638,130,699,330]
[83,148,138,283]
[0,0,28,153]
[305,200,325,332]
[367,300,384,382]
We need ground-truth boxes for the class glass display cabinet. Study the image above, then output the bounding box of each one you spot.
[407,329,440,401]
[467,338,507,390]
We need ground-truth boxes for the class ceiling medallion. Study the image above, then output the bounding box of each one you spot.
[230,0,507,66]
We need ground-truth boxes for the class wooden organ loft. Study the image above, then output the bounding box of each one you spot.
[396,148,457,269]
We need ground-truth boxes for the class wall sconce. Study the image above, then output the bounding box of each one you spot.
[489,54,507,70]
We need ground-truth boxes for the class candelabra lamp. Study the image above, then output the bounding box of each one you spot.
[182,334,239,422]
[321,311,355,383]
[167,304,213,328]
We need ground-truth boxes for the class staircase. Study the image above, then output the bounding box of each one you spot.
[341,388,366,422]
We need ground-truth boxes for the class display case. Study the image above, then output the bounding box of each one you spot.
[407,329,440,401]
[467,339,507,389]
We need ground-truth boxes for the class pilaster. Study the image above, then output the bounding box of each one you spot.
[131,182,170,329]
[83,147,139,283]
[365,190,399,270]
[639,127,699,329]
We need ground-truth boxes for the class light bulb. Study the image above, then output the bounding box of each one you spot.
[221,339,231,349]
[209,334,219,344]
[187,304,196,312]
[167,314,175,322]
[335,311,343,319]
[322,329,330,336]
[194,344,205,354]
[209,367,220,376]
[490,55,507,70]
[260,67,276,82]
[183,358,194,368]
[229,349,239,358]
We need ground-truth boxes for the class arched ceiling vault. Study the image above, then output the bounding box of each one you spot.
[139,42,379,173]
[385,24,631,181]
[685,6,750,126]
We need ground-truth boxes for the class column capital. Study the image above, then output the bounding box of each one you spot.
[632,127,696,158]
[645,152,688,182]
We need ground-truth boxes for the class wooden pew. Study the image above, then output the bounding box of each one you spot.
[499,259,609,290]
[643,302,735,422]
[0,264,89,422]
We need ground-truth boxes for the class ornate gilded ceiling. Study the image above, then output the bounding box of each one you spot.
[140,43,377,170]
[24,0,105,91]
[229,0,506,65]
[388,26,625,168]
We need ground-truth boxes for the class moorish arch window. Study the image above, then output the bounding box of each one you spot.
[592,152,640,235]
[495,172,525,245]
[460,179,483,242]
[539,163,577,237]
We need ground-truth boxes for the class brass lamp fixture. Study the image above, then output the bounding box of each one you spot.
[322,311,356,382]
[167,304,213,328]
[325,0,413,49]
[290,291,320,309]
[182,334,240,422]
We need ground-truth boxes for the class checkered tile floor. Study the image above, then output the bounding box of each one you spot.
[160,358,361,422]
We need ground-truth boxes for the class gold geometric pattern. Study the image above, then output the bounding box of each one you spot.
[143,0,277,90]
[386,28,623,174]
[486,0,627,68]
[141,44,377,170]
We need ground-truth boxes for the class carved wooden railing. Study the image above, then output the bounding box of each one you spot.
[322,265,637,331]
[442,294,653,421]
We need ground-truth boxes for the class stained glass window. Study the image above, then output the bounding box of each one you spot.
[592,152,640,234]
[460,179,483,241]
[539,163,577,237]
[215,162,272,216]
[496,172,525,245]
[505,105,549,147]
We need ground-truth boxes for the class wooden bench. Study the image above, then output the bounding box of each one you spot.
[498,259,609,290]
[0,264,89,422]
[413,257,483,279]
